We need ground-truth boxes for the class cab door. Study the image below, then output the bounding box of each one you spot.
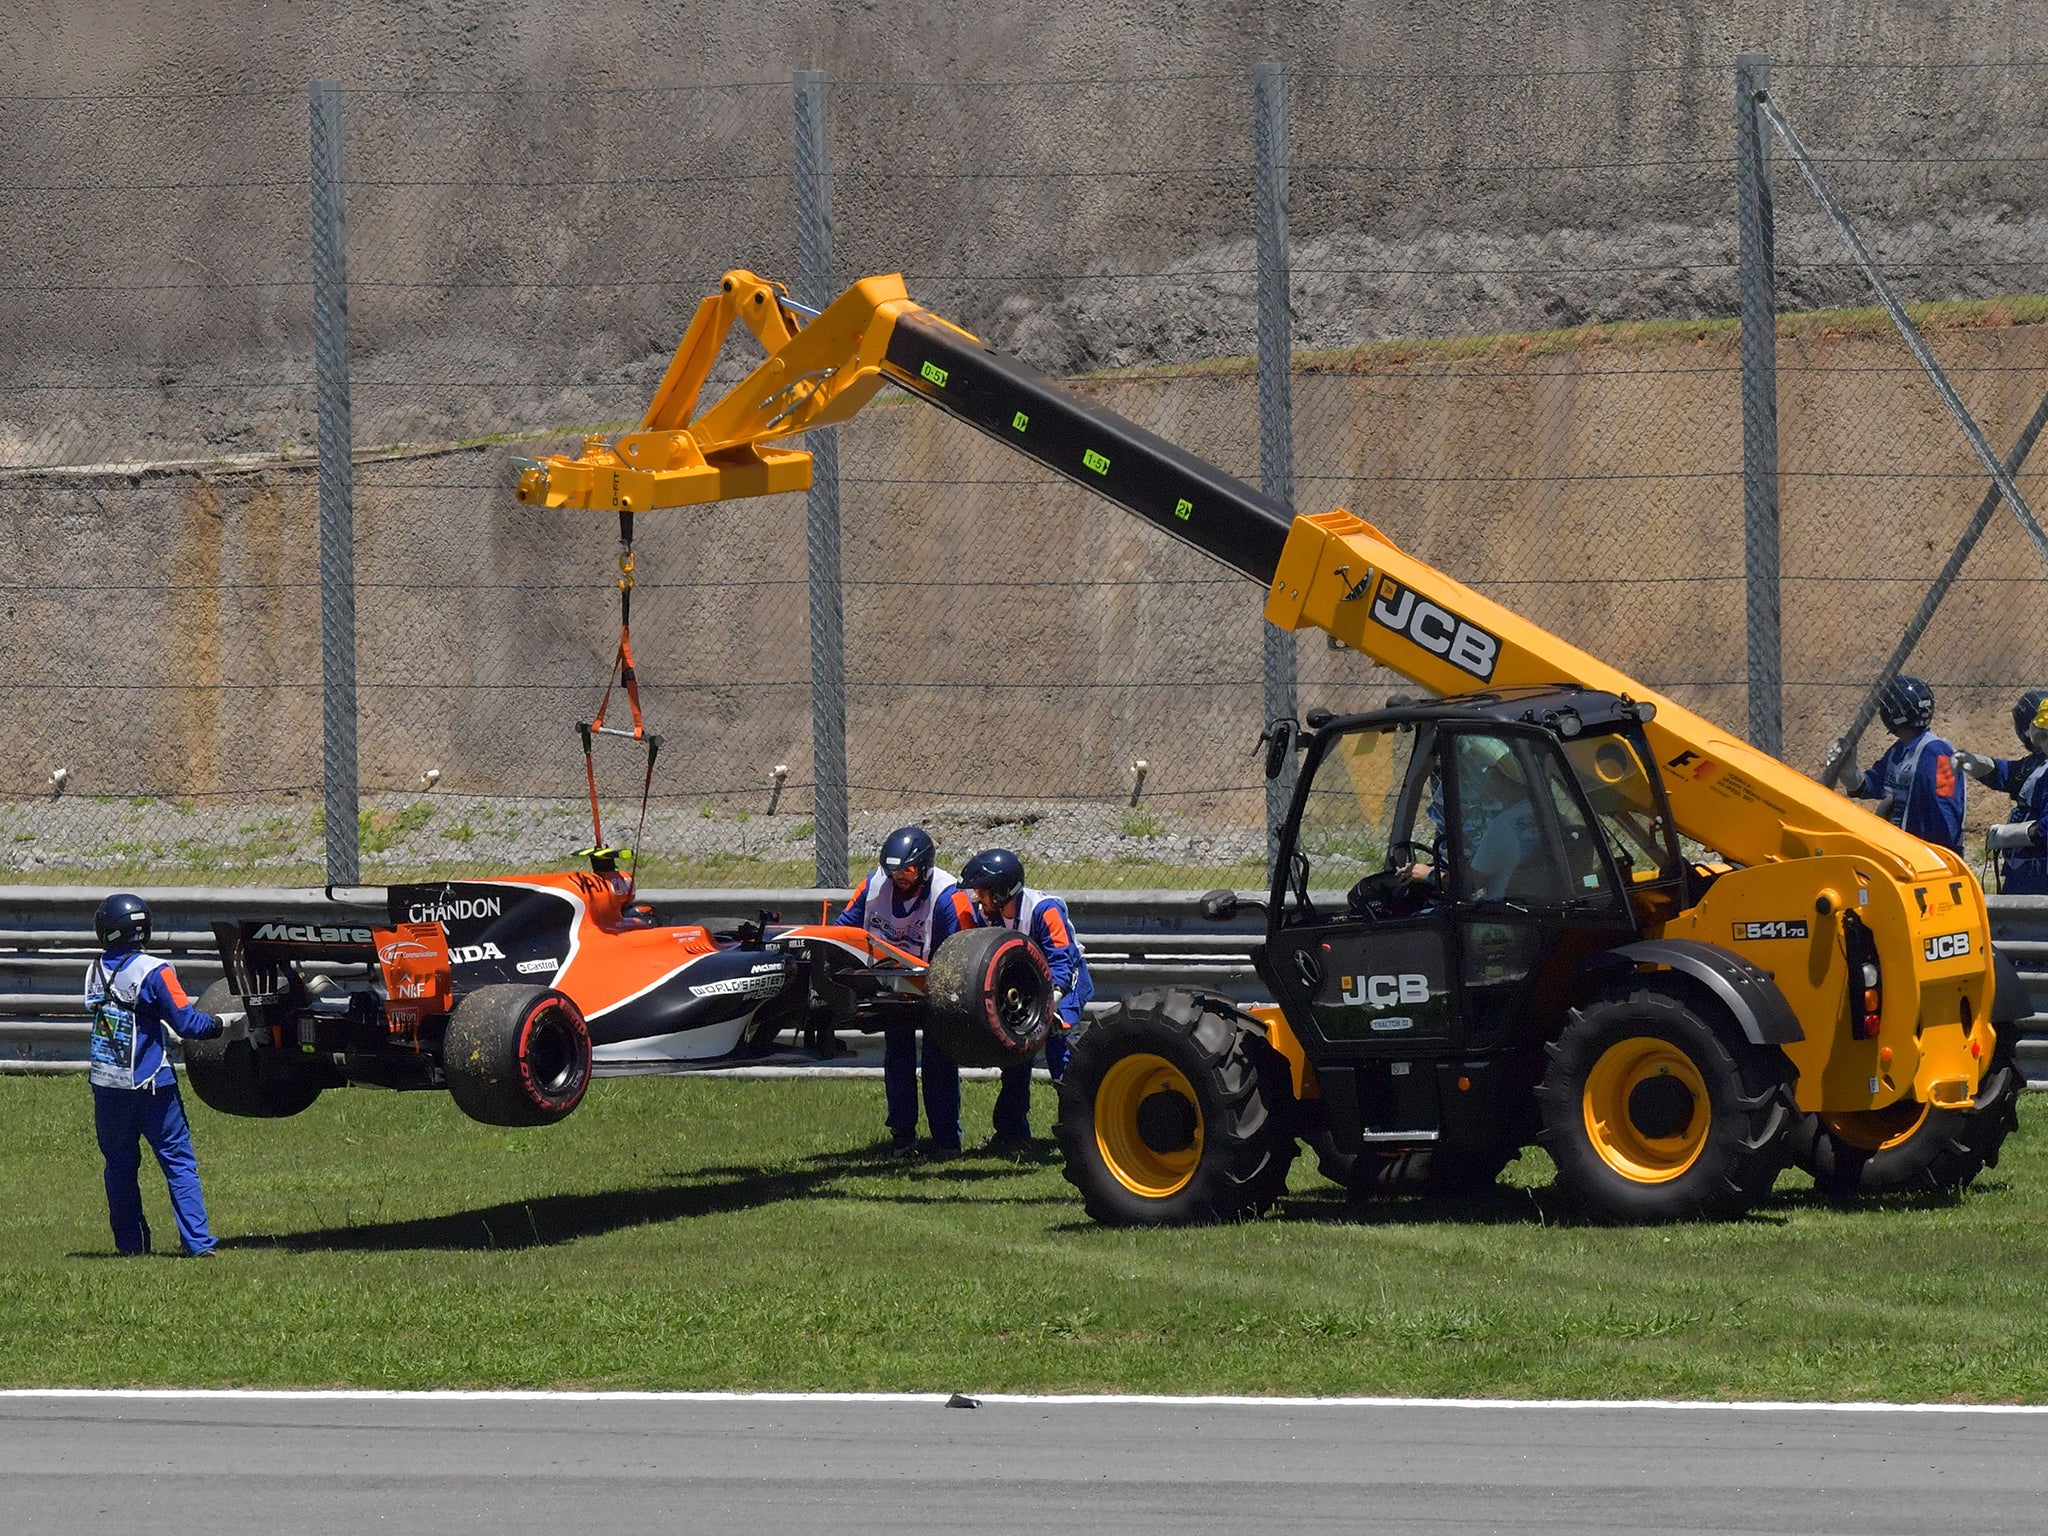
[1442,727,1634,1049]
[1268,720,1462,1058]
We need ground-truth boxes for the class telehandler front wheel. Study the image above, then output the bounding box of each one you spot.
[1536,982,1795,1222]
[184,981,325,1118]
[1788,1032,2022,1198]
[1055,990,1293,1226]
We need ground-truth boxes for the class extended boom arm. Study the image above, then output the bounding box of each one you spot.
[515,269,1959,885]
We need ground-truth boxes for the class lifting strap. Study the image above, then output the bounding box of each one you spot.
[576,510,661,895]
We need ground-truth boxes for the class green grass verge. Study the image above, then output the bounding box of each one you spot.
[4,1073,2045,1398]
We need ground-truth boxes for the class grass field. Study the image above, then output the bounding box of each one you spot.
[3,1073,2046,1400]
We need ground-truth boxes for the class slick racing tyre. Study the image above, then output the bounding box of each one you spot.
[1056,990,1293,1226]
[1535,981,1795,1223]
[443,984,592,1127]
[183,981,325,1118]
[1787,1031,2022,1198]
[924,927,1054,1068]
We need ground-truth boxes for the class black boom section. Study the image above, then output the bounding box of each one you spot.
[881,309,1293,585]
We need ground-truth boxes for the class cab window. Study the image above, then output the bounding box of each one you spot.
[1450,734,1568,906]
[1449,731,1619,910]
[1562,733,1680,885]
[1284,722,1441,925]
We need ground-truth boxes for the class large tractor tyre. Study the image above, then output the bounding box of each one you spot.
[183,981,324,1118]
[924,926,1054,1068]
[1535,982,1796,1223]
[1055,989,1292,1226]
[1787,1032,2022,1198]
[443,985,592,1128]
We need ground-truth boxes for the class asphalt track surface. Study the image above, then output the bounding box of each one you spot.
[5,1393,2047,1534]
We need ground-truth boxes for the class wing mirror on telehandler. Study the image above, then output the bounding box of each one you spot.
[1198,888,1265,923]
[1259,718,1296,781]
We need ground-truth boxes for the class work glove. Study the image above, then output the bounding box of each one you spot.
[1955,750,1999,784]
[1987,822,2038,852]
[210,1009,249,1041]
[1828,738,1861,785]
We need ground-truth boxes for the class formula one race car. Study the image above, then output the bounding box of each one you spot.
[188,864,1052,1126]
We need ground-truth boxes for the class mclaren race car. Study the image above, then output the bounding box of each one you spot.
[189,865,1052,1126]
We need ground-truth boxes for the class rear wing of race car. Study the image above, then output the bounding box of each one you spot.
[212,916,453,1036]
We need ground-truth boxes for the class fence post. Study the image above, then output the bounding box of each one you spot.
[1254,61,1297,860]
[794,69,848,888]
[309,79,359,887]
[1735,52,1781,756]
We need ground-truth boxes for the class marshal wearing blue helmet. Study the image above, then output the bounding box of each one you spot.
[950,848,1093,1148]
[83,893,240,1256]
[1846,675,1966,853]
[838,826,968,1156]
[1958,689,2048,894]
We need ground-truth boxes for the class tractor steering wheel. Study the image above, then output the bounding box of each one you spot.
[1346,840,1441,919]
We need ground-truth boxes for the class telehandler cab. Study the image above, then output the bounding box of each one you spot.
[514,269,2025,1223]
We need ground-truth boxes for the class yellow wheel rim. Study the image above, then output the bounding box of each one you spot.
[1096,1052,1204,1198]
[1820,1100,1929,1152]
[1582,1035,1709,1184]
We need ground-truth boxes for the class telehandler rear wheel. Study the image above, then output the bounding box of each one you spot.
[1787,1032,2021,1198]
[184,981,325,1118]
[1536,981,1795,1222]
[1056,990,1293,1225]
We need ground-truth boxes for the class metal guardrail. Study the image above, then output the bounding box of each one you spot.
[8,885,2048,1083]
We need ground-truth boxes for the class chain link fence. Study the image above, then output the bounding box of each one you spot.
[5,60,2048,885]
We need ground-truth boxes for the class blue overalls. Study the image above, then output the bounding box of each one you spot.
[956,887,1092,1142]
[1987,753,2048,894]
[84,948,223,1255]
[1856,729,1967,853]
[841,867,965,1151]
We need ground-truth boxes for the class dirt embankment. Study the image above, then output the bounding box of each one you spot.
[11,308,2047,823]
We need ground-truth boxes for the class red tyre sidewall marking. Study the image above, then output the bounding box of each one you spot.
[518,998,589,1112]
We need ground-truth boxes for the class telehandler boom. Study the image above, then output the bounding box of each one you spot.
[515,270,2024,1222]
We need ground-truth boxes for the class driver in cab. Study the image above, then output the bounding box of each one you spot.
[1462,740,1541,901]
[1367,740,1536,913]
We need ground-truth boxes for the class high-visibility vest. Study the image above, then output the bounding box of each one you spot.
[859,867,958,958]
[84,952,169,1091]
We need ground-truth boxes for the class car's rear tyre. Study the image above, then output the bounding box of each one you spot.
[184,981,325,1118]
[1535,981,1795,1222]
[1787,1030,2022,1197]
[1055,990,1291,1225]
[443,984,592,1127]
[924,926,1053,1068]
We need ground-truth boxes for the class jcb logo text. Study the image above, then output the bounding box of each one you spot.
[1370,579,1499,682]
[1924,931,1972,961]
[1340,972,1431,1007]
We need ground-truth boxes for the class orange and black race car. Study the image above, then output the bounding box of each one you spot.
[187,864,1052,1126]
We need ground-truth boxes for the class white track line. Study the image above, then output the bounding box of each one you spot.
[3,1389,2047,1413]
